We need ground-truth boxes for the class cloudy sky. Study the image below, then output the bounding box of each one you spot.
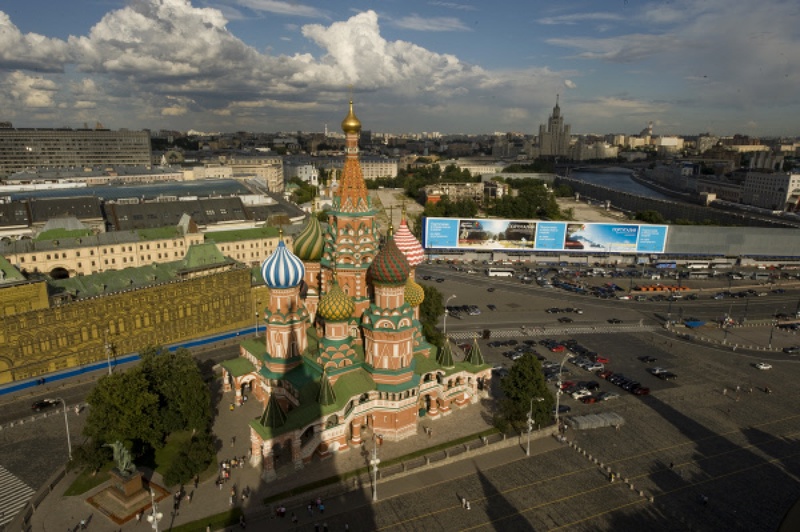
[2,0,799,136]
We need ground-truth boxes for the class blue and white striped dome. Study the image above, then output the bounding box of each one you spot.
[261,240,305,289]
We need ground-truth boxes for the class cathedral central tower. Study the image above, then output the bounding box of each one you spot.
[320,100,380,320]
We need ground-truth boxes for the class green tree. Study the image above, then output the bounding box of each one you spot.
[499,355,555,430]
[635,210,666,224]
[419,285,444,349]
[162,431,216,486]
[84,370,164,449]
[139,347,211,433]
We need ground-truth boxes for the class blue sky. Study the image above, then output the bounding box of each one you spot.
[2,0,799,136]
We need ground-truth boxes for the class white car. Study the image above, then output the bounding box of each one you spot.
[571,389,592,400]
[755,362,772,370]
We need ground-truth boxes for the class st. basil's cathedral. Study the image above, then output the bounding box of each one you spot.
[220,101,491,481]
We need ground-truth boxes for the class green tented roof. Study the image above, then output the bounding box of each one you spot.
[437,339,455,368]
[220,358,255,377]
[35,228,93,241]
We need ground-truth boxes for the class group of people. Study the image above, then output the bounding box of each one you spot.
[217,456,246,486]
[307,497,326,516]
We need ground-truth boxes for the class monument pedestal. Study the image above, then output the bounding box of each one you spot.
[108,469,145,500]
[88,469,167,525]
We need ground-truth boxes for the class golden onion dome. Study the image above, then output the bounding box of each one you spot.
[341,100,362,134]
[404,278,425,307]
[318,279,355,321]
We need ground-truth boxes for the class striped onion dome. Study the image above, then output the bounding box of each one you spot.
[369,234,410,286]
[293,216,324,261]
[318,279,354,321]
[261,240,305,289]
[404,277,425,307]
[394,218,424,268]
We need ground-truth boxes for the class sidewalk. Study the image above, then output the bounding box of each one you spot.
[26,389,551,531]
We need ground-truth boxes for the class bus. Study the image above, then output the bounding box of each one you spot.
[486,268,515,277]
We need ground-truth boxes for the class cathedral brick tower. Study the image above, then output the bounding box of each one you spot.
[260,237,309,374]
[320,101,380,320]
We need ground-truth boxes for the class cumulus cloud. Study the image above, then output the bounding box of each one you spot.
[2,71,59,108]
[0,12,70,72]
[564,79,577,89]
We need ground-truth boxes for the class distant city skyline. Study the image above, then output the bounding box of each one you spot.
[2,0,799,136]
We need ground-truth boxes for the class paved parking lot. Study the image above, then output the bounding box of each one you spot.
[338,329,800,531]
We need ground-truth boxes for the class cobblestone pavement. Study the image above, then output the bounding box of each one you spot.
[11,323,800,531]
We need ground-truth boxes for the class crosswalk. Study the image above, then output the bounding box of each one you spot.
[0,465,34,528]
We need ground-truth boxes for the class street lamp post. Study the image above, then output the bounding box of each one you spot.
[254,300,261,337]
[369,439,381,502]
[146,489,163,532]
[526,396,544,456]
[554,352,571,429]
[769,312,777,349]
[443,294,457,339]
[104,329,112,376]
[55,398,72,460]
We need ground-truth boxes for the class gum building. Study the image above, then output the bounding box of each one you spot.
[220,102,491,480]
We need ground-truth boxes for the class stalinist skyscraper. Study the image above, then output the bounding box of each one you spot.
[538,95,571,158]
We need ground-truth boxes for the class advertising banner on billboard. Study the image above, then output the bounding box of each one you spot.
[423,217,669,253]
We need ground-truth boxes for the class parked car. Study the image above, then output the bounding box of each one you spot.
[580,396,598,404]
[571,389,592,400]
[638,355,657,363]
[487,304,497,311]
[648,367,668,376]
[598,370,614,380]
[632,386,651,396]
[598,391,620,401]
[658,372,678,381]
[585,362,604,372]
[32,398,59,411]
[755,362,772,370]
[607,318,622,324]
[558,317,574,323]
[783,346,800,354]
[552,405,571,415]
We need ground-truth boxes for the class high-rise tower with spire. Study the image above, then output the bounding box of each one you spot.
[538,95,572,157]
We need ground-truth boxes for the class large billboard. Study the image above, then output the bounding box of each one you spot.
[423,217,669,253]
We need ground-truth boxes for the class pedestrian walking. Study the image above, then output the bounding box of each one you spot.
[194,475,199,489]
[231,436,236,447]
[461,496,466,508]
[239,514,246,529]
[669,462,674,470]
[136,511,142,522]
[466,501,471,510]
[308,503,314,516]
[344,524,349,531]
[323,523,328,532]
[291,512,298,525]
[319,502,325,514]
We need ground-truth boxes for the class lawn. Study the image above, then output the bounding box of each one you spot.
[63,461,115,496]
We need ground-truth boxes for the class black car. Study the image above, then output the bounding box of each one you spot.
[783,346,800,354]
[436,278,445,283]
[558,317,574,323]
[487,304,497,311]
[32,398,59,411]
[487,287,496,292]
[638,355,657,363]
[552,405,571,415]
[607,318,622,324]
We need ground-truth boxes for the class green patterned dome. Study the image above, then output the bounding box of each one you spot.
[404,278,425,307]
[318,279,355,321]
[293,216,324,261]
[369,235,410,286]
